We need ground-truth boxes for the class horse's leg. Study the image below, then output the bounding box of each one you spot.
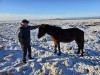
[75,40,81,54]
[54,44,57,53]
[80,39,84,56]
[76,39,84,56]
[58,42,61,56]
[79,33,84,56]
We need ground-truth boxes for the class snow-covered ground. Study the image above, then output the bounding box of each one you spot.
[0,19,100,75]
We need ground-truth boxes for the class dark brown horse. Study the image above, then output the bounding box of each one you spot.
[38,24,84,56]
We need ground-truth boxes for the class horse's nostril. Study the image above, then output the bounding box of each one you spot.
[38,36,39,38]
[37,34,40,38]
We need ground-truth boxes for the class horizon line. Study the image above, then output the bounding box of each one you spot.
[0,13,100,21]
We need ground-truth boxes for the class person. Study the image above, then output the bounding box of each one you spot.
[18,19,40,64]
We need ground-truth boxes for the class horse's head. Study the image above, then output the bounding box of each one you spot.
[38,24,47,38]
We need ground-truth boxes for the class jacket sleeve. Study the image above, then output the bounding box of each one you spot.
[18,27,23,44]
[29,25,40,30]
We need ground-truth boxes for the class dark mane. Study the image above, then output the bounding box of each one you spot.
[45,24,62,31]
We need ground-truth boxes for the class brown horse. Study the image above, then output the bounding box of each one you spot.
[38,24,84,56]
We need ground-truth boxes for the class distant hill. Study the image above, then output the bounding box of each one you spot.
[53,16,100,20]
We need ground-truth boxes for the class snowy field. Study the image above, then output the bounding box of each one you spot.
[0,19,100,75]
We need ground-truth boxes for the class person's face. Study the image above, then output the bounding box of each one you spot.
[22,22,28,27]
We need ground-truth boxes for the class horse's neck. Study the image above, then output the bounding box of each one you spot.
[46,27,59,36]
[46,28,54,35]
[46,29,52,35]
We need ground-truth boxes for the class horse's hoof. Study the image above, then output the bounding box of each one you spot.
[58,53,61,56]
[54,51,57,53]
[76,52,80,54]
[80,54,83,57]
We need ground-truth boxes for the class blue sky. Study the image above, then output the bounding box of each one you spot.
[0,0,100,20]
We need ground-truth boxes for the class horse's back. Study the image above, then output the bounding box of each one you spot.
[58,28,84,42]
[63,28,83,32]
[62,28,84,35]
[66,28,84,40]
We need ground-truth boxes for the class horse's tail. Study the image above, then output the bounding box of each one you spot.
[81,31,84,49]
[81,31,84,56]
[77,29,84,49]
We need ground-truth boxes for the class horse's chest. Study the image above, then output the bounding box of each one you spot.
[51,36,57,41]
